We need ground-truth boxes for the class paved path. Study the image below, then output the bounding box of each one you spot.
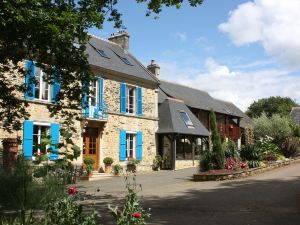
[78,163,300,225]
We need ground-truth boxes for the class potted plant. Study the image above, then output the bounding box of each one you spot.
[126,158,140,173]
[103,157,114,173]
[112,164,122,176]
[84,157,95,177]
[152,155,162,171]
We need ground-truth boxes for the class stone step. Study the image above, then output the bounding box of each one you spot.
[89,171,115,181]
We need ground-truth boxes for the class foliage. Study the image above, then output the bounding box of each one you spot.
[0,1,204,133]
[240,144,261,168]
[113,164,123,174]
[258,136,282,161]
[200,150,214,171]
[103,156,114,165]
[127,158,141,165]
[210,110,225,169]
[0,156,65,224]
[244,126,255,145]
[224,158,248,171]
[246,96,298,118]
[109,175,150,225]
[280,137,300,158]
[84,157,96,165]
[152,155,163,170]
[223,139,239,158]
[253,113,292,145]
[43,196,98,225]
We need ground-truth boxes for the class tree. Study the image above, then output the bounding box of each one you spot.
[0,0,204,132]
[246,96,298,119]
[209,110,224,169]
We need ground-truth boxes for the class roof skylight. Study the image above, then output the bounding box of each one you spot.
[120,57,133,66]
[96,49,109,58]
[180,111,194,128]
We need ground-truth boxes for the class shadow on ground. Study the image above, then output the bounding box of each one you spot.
[80,176,300,225]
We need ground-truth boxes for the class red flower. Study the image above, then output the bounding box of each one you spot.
[68,186,78,195]
[132,212,141,218]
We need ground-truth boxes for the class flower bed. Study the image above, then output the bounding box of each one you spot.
[193,157,300,181]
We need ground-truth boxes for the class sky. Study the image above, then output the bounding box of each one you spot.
[90,0,300,111]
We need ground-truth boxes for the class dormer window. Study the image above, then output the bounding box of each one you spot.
[180,111,194,128]
[96,49,109,58]
[120,57,133,66]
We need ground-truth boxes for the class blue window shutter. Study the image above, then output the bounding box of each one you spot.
[99,77,104,110]
[51,67,61,103]
[120,83,127,113]
[23,120,33,159]
[25,60,35,100]
[120,130,126,161]
[50,123,60,160]
[136,87,143,116]
[81,82,89,117]
[136,131,143,160]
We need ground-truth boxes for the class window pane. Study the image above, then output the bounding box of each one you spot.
[34,67,41,99]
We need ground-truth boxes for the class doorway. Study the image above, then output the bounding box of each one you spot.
[83,128,99,171]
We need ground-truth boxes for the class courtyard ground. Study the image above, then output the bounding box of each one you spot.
[78,163,300,225]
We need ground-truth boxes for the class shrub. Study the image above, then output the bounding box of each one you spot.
[113,164,123,174]
[103,156,113,165]
[109,176,150,225]
[43,196,97,225]
[210,110,225,169]
[223,139,239,158]
[240,144,261,168]
[280,137,300,158]
[84,157,96,165]
[200,150,214,171]
[259,136,282,160]
[253,113,292,145]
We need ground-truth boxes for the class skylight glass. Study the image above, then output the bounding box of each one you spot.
[121,57,133,66]
[180,111,194,128]
[96,49,109,58]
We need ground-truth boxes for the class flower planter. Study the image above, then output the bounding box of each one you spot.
[105,164,112,173]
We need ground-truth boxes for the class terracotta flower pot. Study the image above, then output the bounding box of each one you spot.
[105,164,112,173]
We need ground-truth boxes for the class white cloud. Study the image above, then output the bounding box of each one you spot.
[194,37,214,52]
[160,58,300,111]
[173,32,187,42]
[219,0,300,68]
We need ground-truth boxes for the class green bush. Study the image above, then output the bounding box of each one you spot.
[103,156,113,165]
[223,139,239,158]
[113,164,123,174]
[259,136,282,160]
[200,150,214,171]
[84,157,96,165]
[240,144,261,168]
[43,196,97,225]
[280,137,300,158]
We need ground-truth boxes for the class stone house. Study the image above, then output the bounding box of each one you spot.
[0,31,159,171]
[156,80,251,170]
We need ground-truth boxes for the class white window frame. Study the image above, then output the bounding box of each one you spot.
[126,85,136,114]
[126,131,137,160]
[34,67,51,102]
[33,122,50,158]
[88,80,98,107]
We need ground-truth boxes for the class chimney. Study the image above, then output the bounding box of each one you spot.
[108,30,129,52]
[147,59,160,79]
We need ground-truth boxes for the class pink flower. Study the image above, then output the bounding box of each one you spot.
[68,186,78,195]
[132,212,141,218]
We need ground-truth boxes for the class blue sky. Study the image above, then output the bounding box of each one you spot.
[90,0,300,111]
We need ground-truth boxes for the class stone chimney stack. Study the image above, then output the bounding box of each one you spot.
[147,60,160,79]
[108,30,129,52]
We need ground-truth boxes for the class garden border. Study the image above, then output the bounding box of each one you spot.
[193,157,300,182]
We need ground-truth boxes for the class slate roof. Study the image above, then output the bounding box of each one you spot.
[86,35,158,84]
[291,107,300,126]
[159,80,242,117]
[157,98,209,136]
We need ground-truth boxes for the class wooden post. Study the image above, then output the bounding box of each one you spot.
[173,134,177,170]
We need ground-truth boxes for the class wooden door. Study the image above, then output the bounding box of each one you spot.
[83,128,99,170]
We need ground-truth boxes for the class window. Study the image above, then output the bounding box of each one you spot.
[126,86,135,114]
[96,49,109,58]
[34,67,51,101]
[180,111,194,128]
[33,124,50,155]
[120,57,133,66]
[126,133,136,159]
[89,80,98,107]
